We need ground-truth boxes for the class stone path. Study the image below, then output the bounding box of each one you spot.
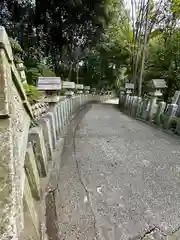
[56,99,180,240]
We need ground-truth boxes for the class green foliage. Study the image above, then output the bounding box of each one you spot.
[26,67,41,85]
[79,0,132,90]
[23,83,40,104]
[25,58,56,85]
[171,0,180,17]
[9,37,23,54]
[144,28,180,100]
[38,64,56,77]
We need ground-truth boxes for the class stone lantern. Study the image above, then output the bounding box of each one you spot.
[62,81,76,97]
[75,84,84,94]
[125,83,134,95]
[15,58,27,83]
[147,79,167,99]
[37,77,61,103]
[145,79,167,121]
[119,87,126,95]
[91,88,96,95]
[84,86,90,94]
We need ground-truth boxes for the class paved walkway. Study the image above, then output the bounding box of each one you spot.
[56,99,180,240]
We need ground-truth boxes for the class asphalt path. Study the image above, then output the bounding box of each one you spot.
[56,99,180,240]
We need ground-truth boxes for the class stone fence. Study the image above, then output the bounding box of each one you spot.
[0,26,112,240]
[119,93,180,135]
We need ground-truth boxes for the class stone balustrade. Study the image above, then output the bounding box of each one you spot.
[0,26,113,240]
[31,102,49,119]
[119,93,180,136]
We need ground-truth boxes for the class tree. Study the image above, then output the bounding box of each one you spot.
[79,0,132,90]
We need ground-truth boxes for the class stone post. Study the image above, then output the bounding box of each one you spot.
[147,96,158,122]
[124,94,130,112]
[15,59,27,83]
[175,120,180,135]
[136,97,142,117]
[164,104,178,129]
[141,98,149,120]
[154,101,166,125]
[130,96,138,116]
[129,96,135,115]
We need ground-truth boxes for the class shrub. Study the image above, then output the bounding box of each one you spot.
[38,64,56,77]
[26,67,42,85]
[9,37,23,54]
[23,83,41,104]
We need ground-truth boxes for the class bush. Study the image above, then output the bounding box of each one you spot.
[38,64,56,77]
[26,67,42,85]
[9,37,23,54]
[23,83,41,104]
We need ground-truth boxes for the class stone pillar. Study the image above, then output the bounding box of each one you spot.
[15,59,27,83]
[130,96,138,116]
[135,97,142,117]
[154,101,166,125]
[129,96,134,115]
[124,94,130,112]
[141,98,149,120]
[147,96,158,121]
[175,120,180,135]
[164,104,178,129]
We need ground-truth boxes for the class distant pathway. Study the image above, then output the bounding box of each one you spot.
[56,99,180,240]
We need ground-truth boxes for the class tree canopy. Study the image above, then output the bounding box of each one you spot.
[1,0,180,98]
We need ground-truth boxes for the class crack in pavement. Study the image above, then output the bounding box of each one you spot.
[140,226,161,240]
[73,123,99,240]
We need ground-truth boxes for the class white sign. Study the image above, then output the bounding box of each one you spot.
[76,84,84,90]
[62,81,75,89]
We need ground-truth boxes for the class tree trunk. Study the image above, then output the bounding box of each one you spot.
[138,0,150,97]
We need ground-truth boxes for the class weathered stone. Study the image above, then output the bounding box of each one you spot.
[61,101,65,126]
[147,96,158,121]
[43,112,56,149]
[154,101,166,125]
[24,143,41,200]
[50,105,60,140]
[28,127,48,177]
[38,117,53,161]
[58,102,64,130]
[164,104,178,129]
[0,26,13,62]
[22,176,40,240]
[141,98,150,120]
[56,103,62,134]
[130,96,138,116]
[172,91,180,105]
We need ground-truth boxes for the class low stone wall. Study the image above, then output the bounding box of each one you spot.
[119,93,180,136]
[22,94,111,240]
[0,26,112,240]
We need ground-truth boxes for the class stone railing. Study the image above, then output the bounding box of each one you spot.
[0,26,112,240]
[31,103,49,119]
[119,93,180,136]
